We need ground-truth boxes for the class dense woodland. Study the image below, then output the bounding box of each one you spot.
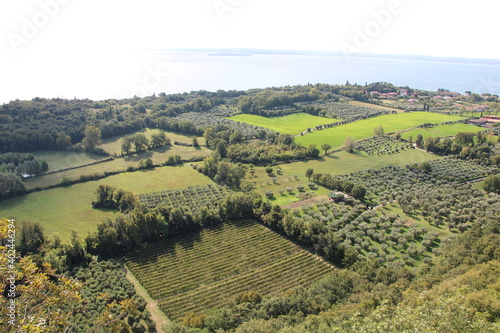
[1,82,500,332]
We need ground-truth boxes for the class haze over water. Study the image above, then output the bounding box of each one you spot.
[4,50,500,103]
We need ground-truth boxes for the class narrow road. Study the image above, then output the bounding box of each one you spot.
[119,259,170,333]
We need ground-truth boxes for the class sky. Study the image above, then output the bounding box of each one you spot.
[1,0,499,102]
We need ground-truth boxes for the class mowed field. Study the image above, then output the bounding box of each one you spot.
[295,112,465,148]
[402,123,485,140]
[32,150,108,172]
[1,165,214,239]
[99,128,206,155]
[125,219,335,321]
[25,145,211,190]
[230,113,339,134]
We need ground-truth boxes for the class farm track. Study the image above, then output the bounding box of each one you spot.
[125,219,335,321]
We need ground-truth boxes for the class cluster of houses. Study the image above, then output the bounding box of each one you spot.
[369,89,464,102]
[369,91,404,99]
[469,115,500,128]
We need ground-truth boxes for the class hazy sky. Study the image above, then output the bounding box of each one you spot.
[1,0,499,101]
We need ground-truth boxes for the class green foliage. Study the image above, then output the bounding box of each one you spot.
[67,259,153,333]
[197,154,246,187]
[0,172,26,200]
[18,220,45,255]
[91,184,139,212]
[374,125,384,136]
[82,126,102,151]
[234,291,262,304]
[483,174,500,194]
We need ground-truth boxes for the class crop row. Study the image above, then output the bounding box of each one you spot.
[158,251,333,320]
[130,233,295,299]
[426,156,497,182]
[354,136,411,156]
[125,220,334,321]
[126,222,300,298]
[138,184,229,211]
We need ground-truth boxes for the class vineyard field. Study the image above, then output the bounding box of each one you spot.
[125,219,335,321]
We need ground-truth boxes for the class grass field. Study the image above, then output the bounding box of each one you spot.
[100,128,206,155]
[246,166,330,206]
[295,112,465,148]
[402,123,484,140]
[229,113,339,135]
[32,151,108,172]
[1,165,214,240]
[125,219,334,321]
[25,145,211,190]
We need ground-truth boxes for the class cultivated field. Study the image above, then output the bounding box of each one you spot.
[2,165,214,239]
[295,112,465,148]
[230,113,338,135]
[125,219,335,321]
[402,123,484,140]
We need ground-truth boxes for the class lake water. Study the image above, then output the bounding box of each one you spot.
[129,51,500,97]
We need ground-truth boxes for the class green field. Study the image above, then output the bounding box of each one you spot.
[402,123,484,140]
[100,128,206,155]
[25,145,211,190]
[125,219,334,321]
[229,113,339,134]
[1,165,214,239]
[295,112,465,148]
[32,150,108,172]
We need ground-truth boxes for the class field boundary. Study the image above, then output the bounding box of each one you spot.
[119,259,170,333]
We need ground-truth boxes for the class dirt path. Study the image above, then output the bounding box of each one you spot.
[119,259,170,333]
[282,195,330,209]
